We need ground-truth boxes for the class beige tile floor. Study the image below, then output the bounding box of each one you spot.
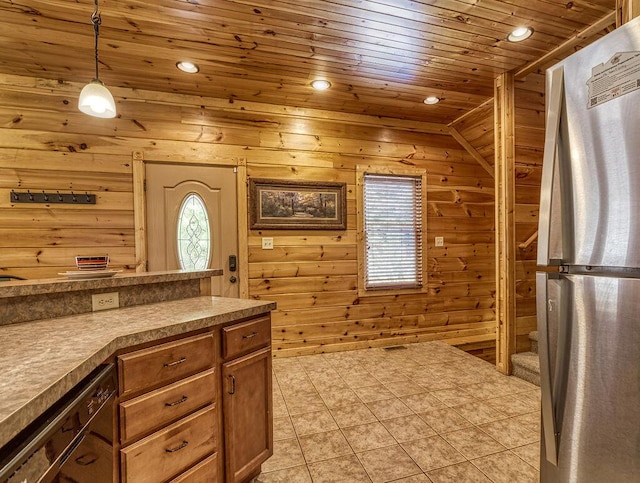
[255,341,540,483]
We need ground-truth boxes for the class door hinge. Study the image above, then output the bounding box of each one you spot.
[143,179,147,192]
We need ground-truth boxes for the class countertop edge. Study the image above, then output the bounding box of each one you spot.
[0,299,276,448]
[0,269,224,298]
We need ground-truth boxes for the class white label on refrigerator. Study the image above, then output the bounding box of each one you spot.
[587,51,640,109]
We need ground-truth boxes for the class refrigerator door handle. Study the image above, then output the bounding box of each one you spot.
[537,272,559,466]
[538,66,564,267]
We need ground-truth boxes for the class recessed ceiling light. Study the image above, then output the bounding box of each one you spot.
[311,79,331,91]
[423,96,440,105]
[507,26,534,42]
[176,61,200,74]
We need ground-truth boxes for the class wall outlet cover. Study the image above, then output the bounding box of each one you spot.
[435,236,444,247]
[92,292,119,311]
[262,237,274,250]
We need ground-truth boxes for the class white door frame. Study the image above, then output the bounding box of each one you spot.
[131,151,249,298]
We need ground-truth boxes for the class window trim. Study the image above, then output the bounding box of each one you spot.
[356,165,428,297]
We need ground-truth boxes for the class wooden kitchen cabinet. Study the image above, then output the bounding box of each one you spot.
[118,332,218,482]
[120,405,217,483]
[221,317,273,483]
[116,314,273,483]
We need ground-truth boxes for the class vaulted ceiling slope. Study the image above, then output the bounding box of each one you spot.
[0,0,616,123]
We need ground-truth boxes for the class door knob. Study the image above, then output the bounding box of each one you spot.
[229,276,237,283]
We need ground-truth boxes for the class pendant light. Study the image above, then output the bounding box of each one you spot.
[78,0,116,118]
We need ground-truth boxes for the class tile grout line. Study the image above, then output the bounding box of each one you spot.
[266,342,540,483]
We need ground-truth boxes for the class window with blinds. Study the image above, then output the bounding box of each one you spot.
[363,173,424,290]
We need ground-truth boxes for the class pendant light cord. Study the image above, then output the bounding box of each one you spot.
[91,0,102,81]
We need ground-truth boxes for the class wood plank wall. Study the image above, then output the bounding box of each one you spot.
[448,103,497,361]
[247,136,496,359]
[0,73,496,358]
[450,82,543,356]
[0,77,136,279]
[513,74,545,351]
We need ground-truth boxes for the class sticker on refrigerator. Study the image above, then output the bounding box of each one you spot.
[587,52,640,109]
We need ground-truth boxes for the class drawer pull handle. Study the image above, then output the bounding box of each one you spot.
[243,332,258,339]
[75,453,98,466]
[165,440,189,453]
[163,357,186,368]
[228,375,236,395]
[165,395,188,407]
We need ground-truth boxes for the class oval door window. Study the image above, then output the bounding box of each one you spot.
[177,193,211,270]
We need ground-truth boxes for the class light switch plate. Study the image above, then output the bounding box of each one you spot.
[262,237,274,250]
[92,292,119,311]
[435,236,444,247]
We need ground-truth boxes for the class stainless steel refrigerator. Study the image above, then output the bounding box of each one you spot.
[537,16,640,483]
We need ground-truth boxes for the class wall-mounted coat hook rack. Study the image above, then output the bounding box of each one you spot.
[10,190,96,204]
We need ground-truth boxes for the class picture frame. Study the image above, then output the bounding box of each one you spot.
[249,178,347,230]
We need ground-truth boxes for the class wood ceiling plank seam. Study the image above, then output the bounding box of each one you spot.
[0,23,521,87]
[226,0,576,47]
[5,2,616,89]
[320,0,595,42]
[432,0,614,25]
[31,0,556,66]
[405,0,611,30]
[1,6,540,73]
[224,0,571,58]
[0,8,548,93]
[0,49,489,112]
[515,10,616,78]
[0,44,502,98]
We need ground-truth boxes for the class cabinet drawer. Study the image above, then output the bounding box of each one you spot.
[169,453,218,483]
[120,368,216,444]
[222,316,271,359]
[119,333,214,397]
[120,405,217,483]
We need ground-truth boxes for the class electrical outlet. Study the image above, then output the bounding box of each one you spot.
[262,237,274,250]
[435,236,444,247]
[92,292,119,311]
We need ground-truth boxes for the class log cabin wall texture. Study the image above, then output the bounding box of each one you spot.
[0,74,496,358]
[450,75,545,356]
[513,74,545,353]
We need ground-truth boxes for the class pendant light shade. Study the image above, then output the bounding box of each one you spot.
[79,80,116,118]
[79,0,116,118]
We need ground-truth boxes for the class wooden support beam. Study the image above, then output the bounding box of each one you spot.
[494,72,517,375]
[449,128,494,178]
[617,0,640,25]
[448,98,493,128]
[516,12,616,79]
[236,158,250,299]
[132,151,147,273]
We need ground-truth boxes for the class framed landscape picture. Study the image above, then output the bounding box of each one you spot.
[249,178,347,230]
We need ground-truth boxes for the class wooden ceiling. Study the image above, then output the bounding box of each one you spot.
[0,0,616,124]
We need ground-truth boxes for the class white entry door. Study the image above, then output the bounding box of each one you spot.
[146,163,238,297]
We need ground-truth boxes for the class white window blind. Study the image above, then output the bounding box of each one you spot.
[363,174,423,290]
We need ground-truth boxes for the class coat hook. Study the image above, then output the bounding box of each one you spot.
[27,190,34,201]
[85,192,91,202]
[11,190,18,201]
[42,191,49,202]
[57,191,63,202]
[71,192,77,202]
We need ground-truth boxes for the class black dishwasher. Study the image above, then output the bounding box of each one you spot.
[0,363,116,483]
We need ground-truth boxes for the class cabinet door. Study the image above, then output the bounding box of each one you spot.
[222,347,273,483]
